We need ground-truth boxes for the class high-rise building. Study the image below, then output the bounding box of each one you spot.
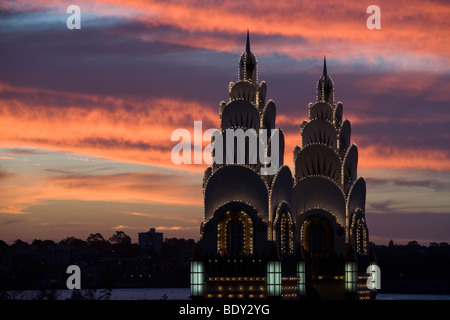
[191,32,376,300]
[138,228,163,252]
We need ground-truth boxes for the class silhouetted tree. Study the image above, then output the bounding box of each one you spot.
[58,236,86,247]
[12,239,29,248]
[109,231,131,246]
[407,240,419,247]
[0,240,8,249]
[86,233,106,244]
[429,242,439,247]
[32,239,55,247]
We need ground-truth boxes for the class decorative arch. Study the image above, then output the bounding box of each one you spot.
[292,176,346,228]
[221,100,260,131]
[261,100,276,130]
[300,214,334,255]
[280,211,294,255]
[258,81,267,110]
[294,144,341,184]
[270,165,293,222]
[334,103,343,128]
[347,177,366,215]
[309,102,333,122]
[218,210,253,257]
[338,120,351,157]
[202,166,212,189]
[356,218,368,255]
[343,144,358,193]
[204,165,268,222]
[349,210,368,255]
[301,119,337,149]
[201,201,268,258]
[229,81,257,104]
[272,202,294,255]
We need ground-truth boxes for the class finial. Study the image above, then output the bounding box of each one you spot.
[246,29,250,53]
[323,55,327,77]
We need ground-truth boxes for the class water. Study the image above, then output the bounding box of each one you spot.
[376,293,450,300]
[2,288,191,300]
[3,289,449,300]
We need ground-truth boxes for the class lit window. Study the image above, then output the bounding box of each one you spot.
[345,261,358,293]
[190,261,204,297]
[297,261,306,295]
[267,260,281,297]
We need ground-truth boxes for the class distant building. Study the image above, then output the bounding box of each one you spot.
[138,228,163,252]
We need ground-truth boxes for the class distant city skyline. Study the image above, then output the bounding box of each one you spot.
[0,0,449,245]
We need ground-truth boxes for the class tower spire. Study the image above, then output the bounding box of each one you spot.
[246,29,251,53]
[317,56,333,103]
[239,30,257,83]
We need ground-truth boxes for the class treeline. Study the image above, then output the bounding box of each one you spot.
[374,240,450,294]
[0,232,196,291]
[1,236,449,294]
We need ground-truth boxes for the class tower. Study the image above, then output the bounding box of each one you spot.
[191,36,374,300]
[194,31,297,299]
[292,57,371,299]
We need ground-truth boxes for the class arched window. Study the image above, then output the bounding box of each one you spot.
[280,212,293,255]
[310,223,326,254]
[227,219,244,257]
[218,210,253,257]
[301,215,333,255]
[356,218,367,255]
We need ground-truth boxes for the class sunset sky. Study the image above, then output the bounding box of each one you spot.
[1,0,449,245]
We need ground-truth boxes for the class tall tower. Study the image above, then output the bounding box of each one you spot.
[292,56,369,265]
[194,31,296,299]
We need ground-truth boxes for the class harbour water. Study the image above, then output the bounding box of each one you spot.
[3,288,450,300]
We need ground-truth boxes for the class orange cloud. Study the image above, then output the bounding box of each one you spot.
[0,169,204,216]
[0,82,218,172]
[6,0,448,65]
[358,145,450,171]
[112,224,141,230]
[155,226,197,231]
[282,130,450,172]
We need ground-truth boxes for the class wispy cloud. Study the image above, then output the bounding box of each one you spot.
[112,224,141,230]
[39,221,100,227]
[154,226,197,231]
[365,177,448,192]
[0,168,203,215]
[126,211,199,224]
[4,0,447,65]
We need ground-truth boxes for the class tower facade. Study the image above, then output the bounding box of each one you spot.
[293,56,369,259]
[291,57,372,299]
[195,31,296,299]
[191,35,375,300]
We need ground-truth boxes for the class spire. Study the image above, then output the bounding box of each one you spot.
[239,30,257,83]
[317,55,333,103]
[246,29,251,53]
